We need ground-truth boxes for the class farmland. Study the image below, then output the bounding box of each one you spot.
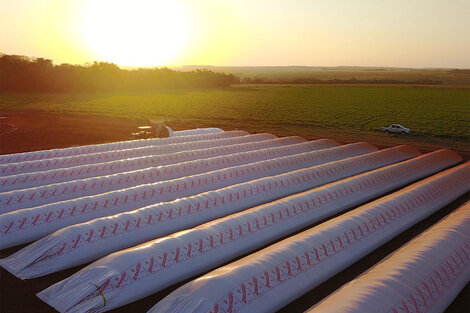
[1,85,469,155]
[1,85,469,313]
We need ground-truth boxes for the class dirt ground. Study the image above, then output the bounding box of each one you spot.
[0,110,468,313]
[0,111,147,154]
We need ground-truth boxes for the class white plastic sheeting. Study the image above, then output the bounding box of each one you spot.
[0,128,238,165]
[0,135,303,190]
[34,150,463,313]
[2,145,419,278]
[0,139,339,212]
[0,141,361,249]
[167,127,223,137]
[0,133,274,180]
[148,160,469,313]
[0,133,277,177]
[307,200,470,313]
[0,139,337,197]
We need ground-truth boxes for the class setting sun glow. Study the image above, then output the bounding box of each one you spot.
[79,0,190,67]
[1,0,469,68]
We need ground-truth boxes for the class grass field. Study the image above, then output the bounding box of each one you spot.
[1,85,469,141]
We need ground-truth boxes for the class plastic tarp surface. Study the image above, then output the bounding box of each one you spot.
[0,135,303,190]
[2,145,419,278]
[34,150,462,313]
[167,127,224,137]
[0,128,238,165]
[0,133,276,177]
[147,160,469,313]
[0,140,355,248]
[306,200,470,313]
[0,133,272,181]
[0,139,338,212]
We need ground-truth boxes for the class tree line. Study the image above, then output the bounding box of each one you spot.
[0,54,240,93]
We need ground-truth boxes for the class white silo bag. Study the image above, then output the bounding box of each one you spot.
[147,161,469,313]
[0,139,339,211]
[0,129,244,165]
[0,135,303,188]
[306,200,470,313]
[167,127,223,137]
[0,133,277,176]
[0,133,273,183]
[35,150,463,313]
[0,141,361,248]
[2,144,418,278]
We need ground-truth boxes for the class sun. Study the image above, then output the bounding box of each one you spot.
[79,0,190,67]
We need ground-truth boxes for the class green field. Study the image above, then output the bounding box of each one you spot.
[1,85,469,141]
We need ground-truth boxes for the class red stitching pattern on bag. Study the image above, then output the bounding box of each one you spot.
[0,132,244,165]
[0,139,336,210]
[0,134,268,175]
[29,144,380,246]
[386,242,470,313]
[0,137,311,192]
[1,147,348,242]
[207,171,467,313]
[73,157,466,307]
[11,146,386,271]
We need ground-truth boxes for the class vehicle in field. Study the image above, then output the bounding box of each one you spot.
[131,126,154,139]
[130,121,171,139]
[381,124,411,135]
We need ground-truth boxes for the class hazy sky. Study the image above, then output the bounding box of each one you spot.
[1,0,469,67]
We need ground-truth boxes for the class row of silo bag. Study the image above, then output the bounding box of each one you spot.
[306,200,470,313]
[0,127,224,165]
[0,130,249,190]
[0,141,368,248]
[0,134,304,191]
[0,131,256,177]
[148,160,469,313]
[1,144,417,277]
[0,132,272,177]
[0,138,339,212]
[165,127,224,137]
[31,150,466,313]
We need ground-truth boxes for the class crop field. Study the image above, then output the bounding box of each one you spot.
[1,85,469,154]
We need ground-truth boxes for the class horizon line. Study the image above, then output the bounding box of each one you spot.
[2,52,469,70]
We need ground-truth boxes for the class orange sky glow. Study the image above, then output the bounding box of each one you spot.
[1,0,469,68]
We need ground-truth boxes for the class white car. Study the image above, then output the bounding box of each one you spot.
[381,124,411,134]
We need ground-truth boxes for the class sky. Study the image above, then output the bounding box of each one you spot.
[1,0,469,68]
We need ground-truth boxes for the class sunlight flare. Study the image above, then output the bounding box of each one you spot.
[79,0,190,66]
